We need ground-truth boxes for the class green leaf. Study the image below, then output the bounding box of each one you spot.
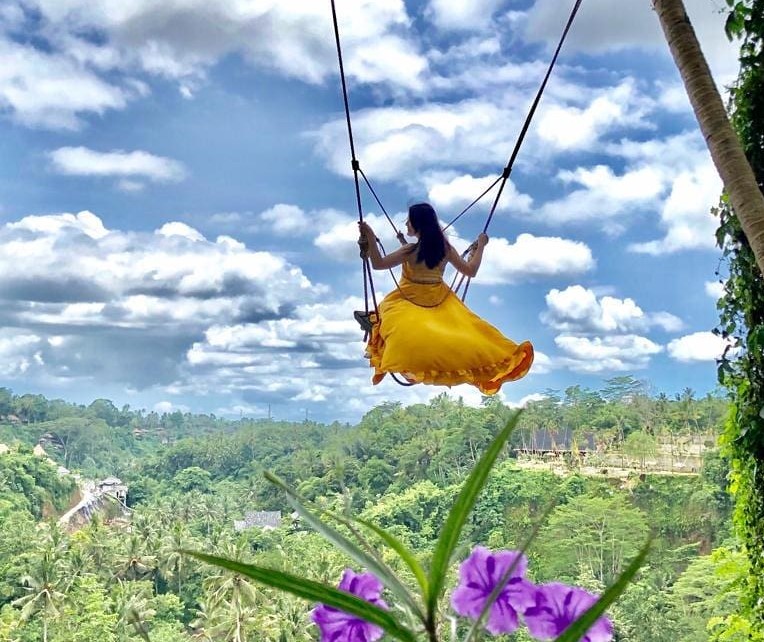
[264,472,424,621]
[427,412,521,617]
[554,540,651,642]
[355,517,429,597]
[185,551,418,642]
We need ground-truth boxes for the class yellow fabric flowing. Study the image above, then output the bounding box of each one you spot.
[365,260,534,394]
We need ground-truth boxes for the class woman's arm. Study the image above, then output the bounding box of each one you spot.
[447,233,488,277]
[359,222,415,270]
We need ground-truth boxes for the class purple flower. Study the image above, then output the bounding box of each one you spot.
[523,582,613,642]
[312,569,388,642]
[451,546,536,635]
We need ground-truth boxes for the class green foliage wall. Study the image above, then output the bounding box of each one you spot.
[717,0,764,625]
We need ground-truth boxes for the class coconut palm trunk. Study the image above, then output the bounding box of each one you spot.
[652,0,764,277]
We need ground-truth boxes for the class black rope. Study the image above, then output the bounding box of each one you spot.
[443,175,502,232]
[444,0,584,234]
[330,0,582,383]
[330,0,371,317]
[331,0,413,388]
[481,0,583,235]
[391,373,416,387]
[359,168,406,245]
[447,0,583,302]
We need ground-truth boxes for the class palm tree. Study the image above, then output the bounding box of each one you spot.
[158,522,195,596]
[202,540,260,642]
[12,550,67,642]
[112,579,155,642]
[653,0,764,276]
[113,534,156,582]
[79,516,115,579]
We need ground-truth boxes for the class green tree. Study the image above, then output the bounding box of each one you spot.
[714,0,764,624]
[623,430,659,471]
[51,575,116,642]
[670,547,752,642]
[536,494,649,585]
[12,550,67,642]
[173,466,213,493]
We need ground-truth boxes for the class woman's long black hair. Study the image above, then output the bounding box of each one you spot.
[408,203,446,268]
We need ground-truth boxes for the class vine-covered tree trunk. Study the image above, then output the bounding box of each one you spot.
[653,0,764,277]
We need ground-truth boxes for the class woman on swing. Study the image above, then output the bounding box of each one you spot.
[359,202,534,394]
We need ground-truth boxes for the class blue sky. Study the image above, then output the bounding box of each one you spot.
[0,0,740,422]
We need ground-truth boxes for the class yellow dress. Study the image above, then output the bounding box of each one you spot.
[365,258,534,394]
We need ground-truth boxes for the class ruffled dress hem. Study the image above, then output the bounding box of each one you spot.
[367,338,534,395]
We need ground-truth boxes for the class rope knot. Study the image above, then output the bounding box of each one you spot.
[358,234,369,258]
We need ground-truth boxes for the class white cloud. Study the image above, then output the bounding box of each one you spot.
[538,164,664,228]
[0,330,44,377]
[528,350,553,375]
[555,334,663,373]
[667,331,736,363]
[523,0,739,87]
[156,222,206,242]
[10,210,109,239]
[49,146,186,183]
[507,392,548,408]
[0,210,321,389]
[257,204,347,236]
[315,212,408,263]
[22,0,427,91]
[0,37,130,129]
[537,80,652,151]
[628,161,720,254]
[542,285,683,334]
[705,280,725,299]
[425,173,533,214]
[479,234,594,284]
[153,400,189,413]
[425,0,506,31]
[312,99,528,182]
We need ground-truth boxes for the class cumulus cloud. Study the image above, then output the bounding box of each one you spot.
[0,37,131,129]
[48,147,187,187]
[667,331,737,363]
[628,161,720,254]
[315,212,409,263]
[256,204,347,236]
[507,392,548,408]
[0,329,45,377]
[154,400,189,413]
[0,210,320,388]
[536,80,653,151]
[542,285,683,334]
[705,280,725,299]
[539,285,680,373]
[479,234,594,284]
[535,129,722,243]
[523,0,739,86]
[425,173,533,215]
[311,99,529,182]
[555,334,663,373]
[537,164,664,229]
[17,0,427,95]
[425,0,507,31]
[311,76,660,186]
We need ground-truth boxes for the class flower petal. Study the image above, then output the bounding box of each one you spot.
[523,583,613,642]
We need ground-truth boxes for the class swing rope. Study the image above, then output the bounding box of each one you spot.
[330,0,414,387]
[443,0,584,301]
[330,0,581,380]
